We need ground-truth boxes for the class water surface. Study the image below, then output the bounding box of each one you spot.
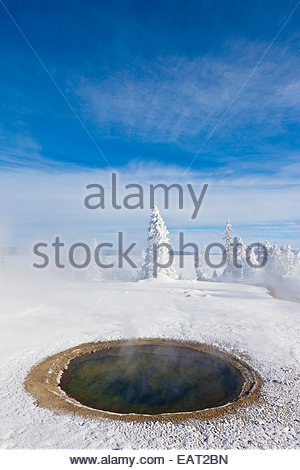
[60,344,244,414]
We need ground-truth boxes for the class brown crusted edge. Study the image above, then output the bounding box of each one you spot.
[24,338,262,423]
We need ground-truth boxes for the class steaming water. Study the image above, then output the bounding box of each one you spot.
[59,345,244,414]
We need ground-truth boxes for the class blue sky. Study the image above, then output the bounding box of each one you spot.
[0,0,300,175]
[0,1,300,246]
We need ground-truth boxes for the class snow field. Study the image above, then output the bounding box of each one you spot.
[0,277,299,449]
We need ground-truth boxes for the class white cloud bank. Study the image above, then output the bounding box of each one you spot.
[0,164,299,248]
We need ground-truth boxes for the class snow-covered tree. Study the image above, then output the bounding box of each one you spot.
[222,218,234,278]
[247,248,259,273]
[256,239,264,266]
[141,206,178,279]
[261,241,299,278]
[133,249,146,281]
[294,250,300,274]
[281,244,295,275]
[195,245,213,281]
[234,237,246,279]
[264,242,285,277]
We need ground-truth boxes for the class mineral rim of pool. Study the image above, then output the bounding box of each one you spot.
[59,344,245,414]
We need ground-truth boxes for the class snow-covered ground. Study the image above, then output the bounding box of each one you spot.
[0,274,299,449]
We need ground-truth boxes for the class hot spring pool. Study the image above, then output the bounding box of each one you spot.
[25,339,260,420]
[60,344,245,414]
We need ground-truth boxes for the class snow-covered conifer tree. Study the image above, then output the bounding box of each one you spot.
[141,206,178,279]
[195,245,213,281]
[294,250,300,274]
[245,244,259,278]
[264,240,272,272]
[222,218,234,278]
[256,239,264,265]
[235,237,246,279]
[265,243,284,277]
[134,249,146,281]
[262,241,299,278]
[281,244,295,275]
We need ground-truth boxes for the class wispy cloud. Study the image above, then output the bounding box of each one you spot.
[74,41,300,154]
[0,130,85,171]
[277,79,300,107]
